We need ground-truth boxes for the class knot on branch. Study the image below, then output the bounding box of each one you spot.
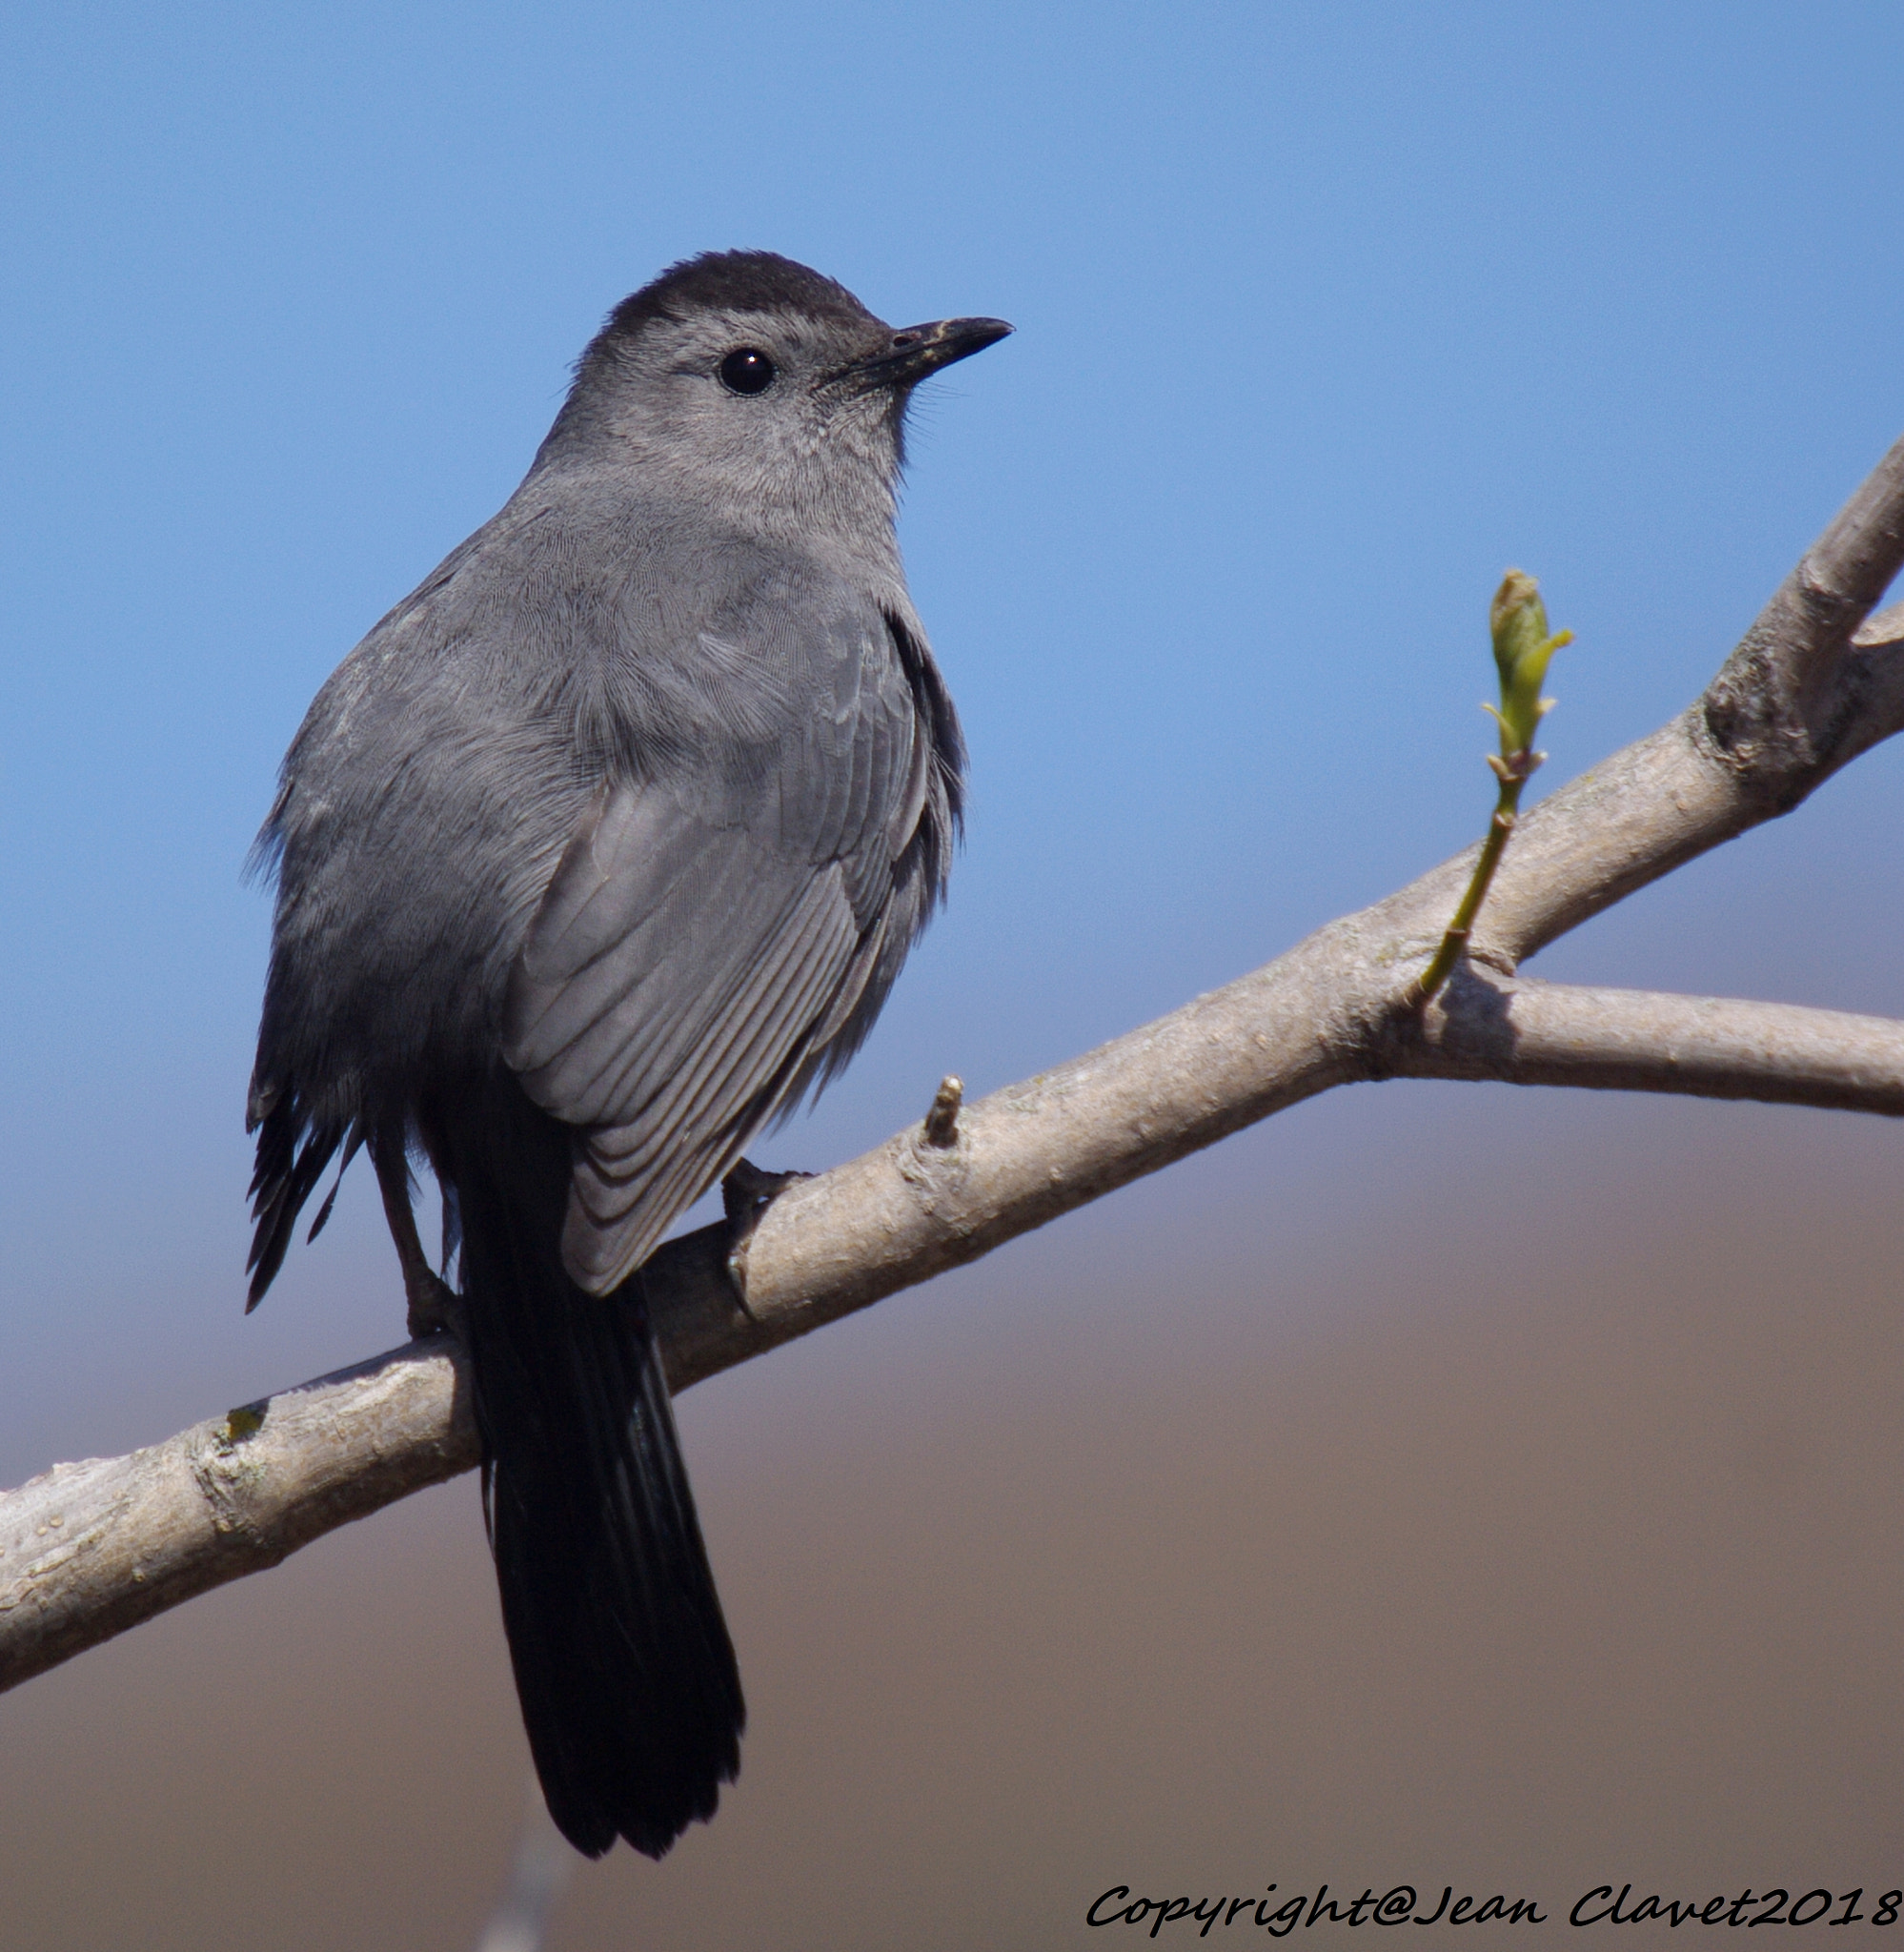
[189,1425,286,1561]
[1699,572,1877,804]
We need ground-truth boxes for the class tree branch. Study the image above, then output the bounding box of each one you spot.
[8,427,1904,1698]
[1408,974,1904,1113]
[0,1342,476,1693]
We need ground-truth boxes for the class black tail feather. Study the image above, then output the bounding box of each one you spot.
[246,1104,349,1310]
[450,1082,745,1860]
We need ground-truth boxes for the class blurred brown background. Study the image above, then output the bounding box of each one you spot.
[6,1083,1899,1949]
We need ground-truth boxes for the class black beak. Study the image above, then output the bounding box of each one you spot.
[834,315,1013,393]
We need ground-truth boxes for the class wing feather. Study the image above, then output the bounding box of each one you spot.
[503,597,935,1295]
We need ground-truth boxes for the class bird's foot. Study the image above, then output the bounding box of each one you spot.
[721,1156,812,1237]
[719,1157,812,1317]
[404,1264,464,1342]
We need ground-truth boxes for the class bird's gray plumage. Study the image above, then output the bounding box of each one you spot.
[246,252,1005,1857]
[250,254,985,1294]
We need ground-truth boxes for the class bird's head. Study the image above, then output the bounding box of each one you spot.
[536,251,1010,540]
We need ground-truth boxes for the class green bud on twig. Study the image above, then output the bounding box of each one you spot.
[1413,569,1575,1006]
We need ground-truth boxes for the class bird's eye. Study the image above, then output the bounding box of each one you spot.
[718,348,778,396]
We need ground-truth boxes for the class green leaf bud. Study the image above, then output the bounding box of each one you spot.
[1489,569,1571,756]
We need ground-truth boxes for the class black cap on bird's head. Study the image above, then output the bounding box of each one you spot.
[604,251,874,342]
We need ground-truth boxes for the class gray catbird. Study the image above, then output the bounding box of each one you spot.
[245,253,1009,1859]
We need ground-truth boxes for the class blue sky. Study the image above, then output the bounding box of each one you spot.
[5,8,1904,1935]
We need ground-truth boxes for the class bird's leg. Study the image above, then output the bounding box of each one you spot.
[371,1128,461,1340]
[719,1157,813,1317]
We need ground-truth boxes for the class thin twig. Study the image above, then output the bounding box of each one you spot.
[1416,569,1569,1004]
[1412,786,1518,1002]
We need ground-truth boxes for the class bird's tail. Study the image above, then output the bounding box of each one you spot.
[447,1084,744,1860]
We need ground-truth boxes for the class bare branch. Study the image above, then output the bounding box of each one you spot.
[8,425,1904,1697]
[1406,974,1904,1115]
[0,1343,475,1693]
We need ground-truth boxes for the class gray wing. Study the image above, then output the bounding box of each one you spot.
[502,598,936,1295]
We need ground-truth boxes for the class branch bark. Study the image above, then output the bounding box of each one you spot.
[1409,975,1904,1112]
[8,430,1904,1698]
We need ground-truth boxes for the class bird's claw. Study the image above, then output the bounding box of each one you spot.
[720,1157,812,1236]
[719,1158,812,1317]
[405,1266,464,1342]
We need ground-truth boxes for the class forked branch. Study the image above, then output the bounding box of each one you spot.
[7,428,1904,1697]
